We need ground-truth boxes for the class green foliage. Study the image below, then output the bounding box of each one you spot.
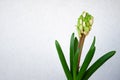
[77,37,96,80]
[82,51,116,80]
[70,33,75,76]
[74,37,78,54]
[73,48,80,80]
[55,40,73,80]
[55,33,116,80]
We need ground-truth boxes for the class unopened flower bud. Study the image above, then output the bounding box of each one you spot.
[76,11,94,37]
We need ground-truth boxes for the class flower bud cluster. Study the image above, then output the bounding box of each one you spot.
[77,11,94,37]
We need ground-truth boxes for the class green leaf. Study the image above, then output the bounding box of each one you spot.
[74,37,78,54]
[55,40,73,80]
[82,51,116,80]
[77,37,96,80]
[70,33,75,75]
[73,48,80,80]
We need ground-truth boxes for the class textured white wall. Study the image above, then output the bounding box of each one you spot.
[0,0,120,80]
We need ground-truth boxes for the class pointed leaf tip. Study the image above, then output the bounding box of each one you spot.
[93,36,96,46]
[111,51,116,53]
[72,32,75,36]
[55,40,58,44]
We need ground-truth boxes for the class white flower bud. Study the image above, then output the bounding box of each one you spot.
[80,19,82,25]
[82,11,86,18]
[83,21,86,27]
[89,17,94,26]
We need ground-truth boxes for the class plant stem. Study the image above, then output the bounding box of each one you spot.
[77,34,86,71]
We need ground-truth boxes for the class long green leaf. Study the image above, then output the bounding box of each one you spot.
[55,40,73,80]
[70,33,75,75]
[82,51,116,80]
[77,37,96,80]
[73,48,80,80]
[74,37,78,54]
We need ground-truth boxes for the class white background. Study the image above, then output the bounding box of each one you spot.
[0,0,120,80]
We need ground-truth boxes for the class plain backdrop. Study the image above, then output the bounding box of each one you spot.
[0,0,120,80]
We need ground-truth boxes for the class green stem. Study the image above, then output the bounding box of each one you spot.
[77,34,86,71]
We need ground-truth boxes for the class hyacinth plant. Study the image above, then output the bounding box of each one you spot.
[55,11,116,80]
